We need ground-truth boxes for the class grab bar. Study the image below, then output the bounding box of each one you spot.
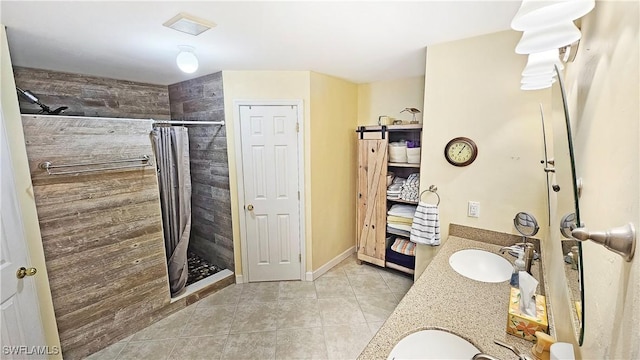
[39,155,151,175]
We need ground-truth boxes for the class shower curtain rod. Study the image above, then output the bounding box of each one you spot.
[153,120,225,126]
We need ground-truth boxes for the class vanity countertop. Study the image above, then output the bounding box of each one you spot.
[358,236,545,360]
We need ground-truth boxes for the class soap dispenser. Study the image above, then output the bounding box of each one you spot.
[510,249,525,287]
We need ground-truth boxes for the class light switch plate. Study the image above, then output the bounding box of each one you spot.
[468,201,480,218]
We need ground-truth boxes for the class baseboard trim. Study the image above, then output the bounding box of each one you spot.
[240,246,355,283]
[309,246,356,281]
[305,271,313,282]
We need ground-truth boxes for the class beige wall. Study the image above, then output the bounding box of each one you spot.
[309,72,358,270]
[221,71,312,275]
[1,26,62,357]
[357,76,425,126]
[222,70,359,277]
[417,30,551,277]
[560,1,639,358]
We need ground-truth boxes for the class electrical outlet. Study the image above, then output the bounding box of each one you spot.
[468,201,480,218]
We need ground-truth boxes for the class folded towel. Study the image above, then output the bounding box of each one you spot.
[387,223,412,232]
[387,184,403,192]
[410,202,440,246]
[390,238,416,256]
[387,204,417,218]
[386,226,411,238]
[392,177,406,185]
[400,173,420,202]
[387,215,413,224]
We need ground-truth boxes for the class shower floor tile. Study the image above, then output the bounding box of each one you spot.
[87,254,413,360]
[187,251,222,286]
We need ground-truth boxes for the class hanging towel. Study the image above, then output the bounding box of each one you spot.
[410,202,441,246]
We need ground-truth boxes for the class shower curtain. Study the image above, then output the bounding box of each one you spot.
[151,127,192,296]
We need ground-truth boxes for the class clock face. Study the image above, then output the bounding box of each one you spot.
[445,137,478,166]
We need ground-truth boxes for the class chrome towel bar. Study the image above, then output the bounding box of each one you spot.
[39,155,151,175]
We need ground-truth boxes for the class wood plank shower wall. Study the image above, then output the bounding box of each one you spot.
[13,66,171,119]
[168,72,235,270]
[21,115,171,359]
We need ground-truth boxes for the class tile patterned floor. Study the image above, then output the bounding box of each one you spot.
[86,254,414,360]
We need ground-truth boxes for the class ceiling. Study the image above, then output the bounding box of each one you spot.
[1,1,521,85]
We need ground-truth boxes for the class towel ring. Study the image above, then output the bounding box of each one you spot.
[419,185,440,206]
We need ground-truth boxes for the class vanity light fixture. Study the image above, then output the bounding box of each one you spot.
[515,22,582,54]
[559,41,581,63]
[522,50,564,76]
[511,0,596,90]
[511,0,595,31]
[521,74,557,84]
[520,82,555,91]
[176,45,198,74]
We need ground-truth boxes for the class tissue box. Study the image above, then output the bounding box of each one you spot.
[506,287,548,341]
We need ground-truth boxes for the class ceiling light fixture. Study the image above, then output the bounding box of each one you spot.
[163,13,216,36]
[176,46,198,74]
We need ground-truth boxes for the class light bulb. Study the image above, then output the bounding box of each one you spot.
[176,46,198,74]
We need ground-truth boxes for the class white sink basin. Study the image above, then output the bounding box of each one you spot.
[449,249,513,283]
[387,329,480,360]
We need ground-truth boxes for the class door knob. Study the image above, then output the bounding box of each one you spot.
[247,204,254,211]
[16,267,37,279]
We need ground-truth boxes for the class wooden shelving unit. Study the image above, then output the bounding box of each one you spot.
[388,162,420,168]
[387,198,418,205]
[356,124,422,276]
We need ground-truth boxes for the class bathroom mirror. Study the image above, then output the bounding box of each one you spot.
[551,65,584,345]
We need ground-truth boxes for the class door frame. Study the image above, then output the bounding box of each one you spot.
[1,26,61,355]
[233,100,306,282]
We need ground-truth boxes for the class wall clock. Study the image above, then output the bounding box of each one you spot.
[444,137,478,167]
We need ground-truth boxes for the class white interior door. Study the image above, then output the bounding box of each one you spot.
[239,105,301,282]
[0,113,47,358]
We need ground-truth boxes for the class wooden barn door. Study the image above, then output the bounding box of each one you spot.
[356,135,388,266]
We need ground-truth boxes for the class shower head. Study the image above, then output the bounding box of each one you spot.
[16,87,68,115]
[17,88,39,103]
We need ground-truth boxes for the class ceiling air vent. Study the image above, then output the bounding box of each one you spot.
[163,13,216,36]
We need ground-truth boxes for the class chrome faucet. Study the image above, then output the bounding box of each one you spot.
[499,245,520,254]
